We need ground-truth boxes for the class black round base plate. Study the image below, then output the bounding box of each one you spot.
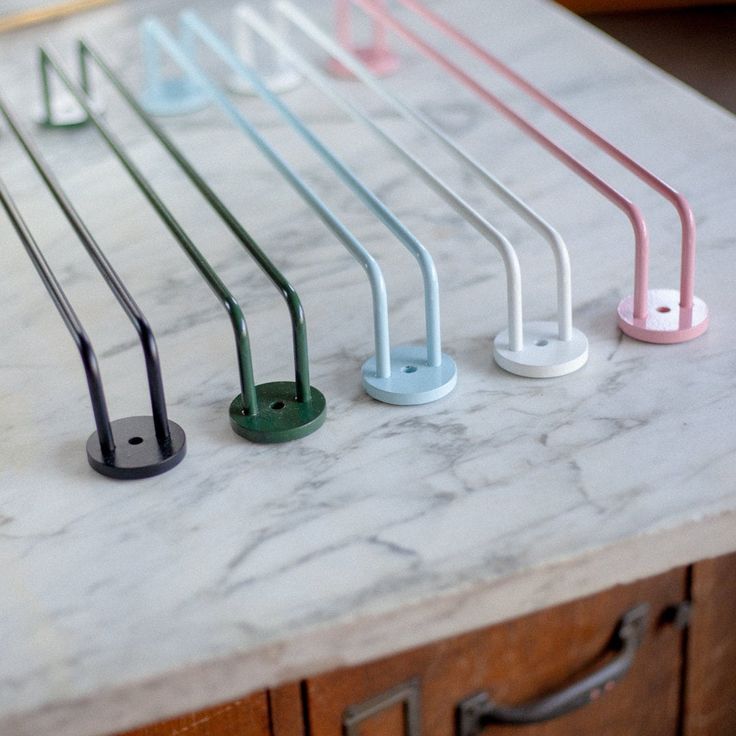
[86,416,187,480]
[229,382,326,443]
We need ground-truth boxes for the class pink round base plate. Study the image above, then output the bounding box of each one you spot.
[617,288,709,344]
[327,46,400,78]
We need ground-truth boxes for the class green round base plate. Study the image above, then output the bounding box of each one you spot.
[229,382,326,443]
[36,94,105,129]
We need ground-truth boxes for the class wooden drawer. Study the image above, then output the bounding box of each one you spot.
[115,692,270,736]
[685,552,736,736]
[302,568,687,736]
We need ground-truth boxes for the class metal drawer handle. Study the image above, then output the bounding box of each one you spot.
[456,603,649,735]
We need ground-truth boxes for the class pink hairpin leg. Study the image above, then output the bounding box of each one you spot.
[329,0,400,78]
[349,0,708,344]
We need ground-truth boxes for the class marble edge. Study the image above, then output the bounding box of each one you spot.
[5,507,736,736]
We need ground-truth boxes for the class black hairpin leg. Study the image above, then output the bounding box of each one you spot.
[0,94,185,479]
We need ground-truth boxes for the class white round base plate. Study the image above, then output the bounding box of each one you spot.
[228,70,302,96]
[362,344,457,405]
[36,94,105,129]
[494,321,589,378]
[618,288,709,344]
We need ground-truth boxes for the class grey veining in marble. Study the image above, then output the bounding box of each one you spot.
[1,0,735,734]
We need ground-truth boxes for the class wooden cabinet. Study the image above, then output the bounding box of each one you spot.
[111,553,736,736]
[302,569,686,736]
[558,1,733,12]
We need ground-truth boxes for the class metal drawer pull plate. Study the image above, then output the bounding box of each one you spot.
[141,12,458,406]
[343,678,421,736]
[39,43,326,443]
[343,0,709,345]
[456,603,649,735]
[0,97,186,479]
[273,1,589,379]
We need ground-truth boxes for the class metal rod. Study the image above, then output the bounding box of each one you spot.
[278,0,572,344]
[175,10,444,369]
[38,45,262,415]
[128,29,393,379]
[1,86,172,445]
[0,171,115,458]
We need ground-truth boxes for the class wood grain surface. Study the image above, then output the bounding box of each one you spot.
[0,0,116,33]
[684,553,736,736]
[115,693,270,736]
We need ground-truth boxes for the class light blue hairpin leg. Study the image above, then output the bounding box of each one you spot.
[137,18,392,391]
[142,13,457,405]
[141,18,210,116]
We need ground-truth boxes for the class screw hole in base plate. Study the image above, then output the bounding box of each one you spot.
[362,344,457,405]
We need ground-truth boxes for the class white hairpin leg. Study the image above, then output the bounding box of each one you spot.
[275,2,589,379]
[228,2,301,95]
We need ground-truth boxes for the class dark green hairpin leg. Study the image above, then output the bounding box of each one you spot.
[0,94,185,479]
[37,44,325,443]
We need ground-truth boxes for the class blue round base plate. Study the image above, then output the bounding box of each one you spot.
[362,344,457,405]
[86,416,186,480]
[494,321,589,378]
[140,78,211,117]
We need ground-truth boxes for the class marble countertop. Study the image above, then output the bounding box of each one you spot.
[1,0,735,734]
